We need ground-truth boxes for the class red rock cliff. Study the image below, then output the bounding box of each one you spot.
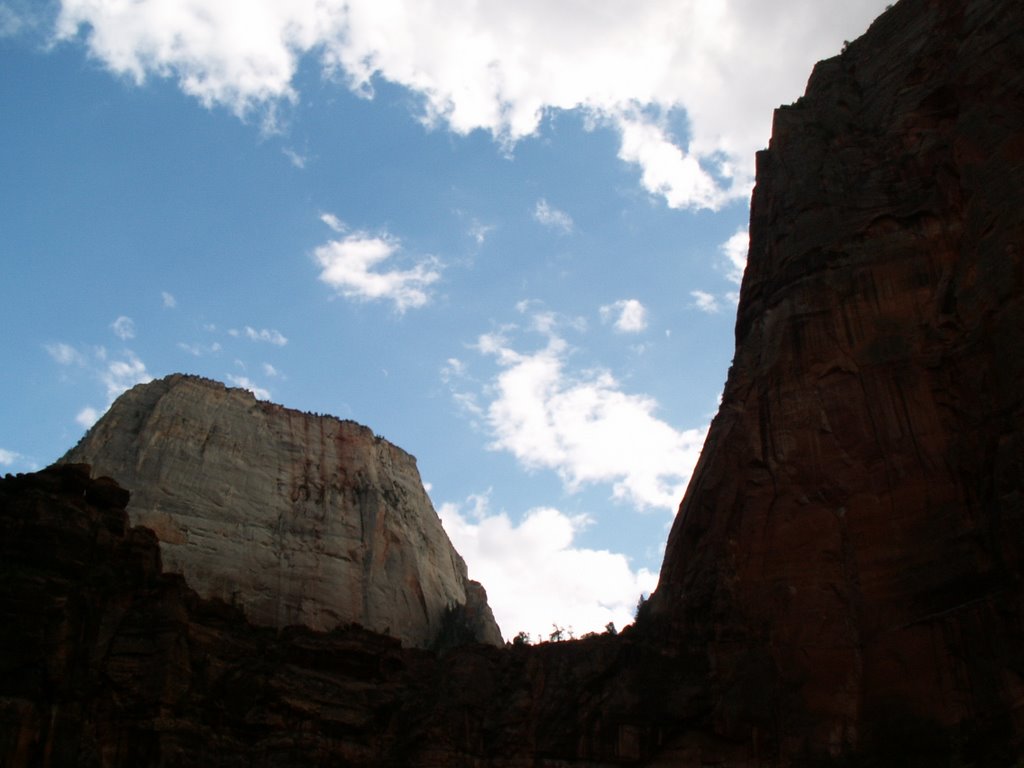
[651,0,1024,761]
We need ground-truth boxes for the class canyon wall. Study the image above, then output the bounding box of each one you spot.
[651,0,1024,760]
[61,374,501,649]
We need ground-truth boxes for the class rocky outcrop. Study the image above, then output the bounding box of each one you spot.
[0,465,674,767]
[60,374,501,649]
[650,0,1024,762]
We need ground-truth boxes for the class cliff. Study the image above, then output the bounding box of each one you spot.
[3,0,1024,764]
[60,374,502,649]
[651,0,1024,760]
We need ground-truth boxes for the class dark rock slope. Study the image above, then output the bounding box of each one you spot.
[2,0,1023,764]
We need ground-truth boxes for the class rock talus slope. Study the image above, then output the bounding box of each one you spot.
[651,0,1024,760]
[61,374,502,649]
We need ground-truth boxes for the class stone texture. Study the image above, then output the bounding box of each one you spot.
[60,374,502,649]
[650,0,1024,761]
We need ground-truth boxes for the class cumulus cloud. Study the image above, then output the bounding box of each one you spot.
[533,199,573,234]
[244,326,288,345]
[161,291,177,308]
[439,493,658,640]
[721,226,749,285]
[53,0,890,209]
[600,299,648,333]
[110,315,136,340]
[462,314,706,510]
[690,290,720,314]
[314,229,441,312]
[227,374,271,400]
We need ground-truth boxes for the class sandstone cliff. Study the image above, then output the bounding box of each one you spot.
[651,0,1024,761]
[60,374,502,649]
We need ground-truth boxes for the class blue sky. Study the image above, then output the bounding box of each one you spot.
[0,0,889,640]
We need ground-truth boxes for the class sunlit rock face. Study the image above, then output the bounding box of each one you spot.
[652,0,1024,760]
[62,374,502,649]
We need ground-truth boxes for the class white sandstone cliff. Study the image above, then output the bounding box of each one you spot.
[61,374,502,649]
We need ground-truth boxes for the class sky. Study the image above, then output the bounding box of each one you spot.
[0,0,890,642]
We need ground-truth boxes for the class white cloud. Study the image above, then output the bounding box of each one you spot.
[45,342,86,366]
[439,494,658,640]
[690,290,720,314]
[110,315,136,340]
[262,362,281,377]
[53,0,890,209]
[600,299,648,333]
[471,318,706,510]
[76,406,100,428]
[161,291,177,308]
[244,326,288,345]
[616,114,726,210]
[320,212,347,233]
[0,4,26,38]
[534,199,573,234]
[177,341,222,356]
[721,226,749,285]
[102,352,151,400]
[0,447,21,466]
[282,146,306,168]
[467,219,494,246]
[226,374,271,400]
[314,230,441,312]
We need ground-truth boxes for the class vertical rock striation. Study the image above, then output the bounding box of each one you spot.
[651,0,1024,761]
[61,374,501,649]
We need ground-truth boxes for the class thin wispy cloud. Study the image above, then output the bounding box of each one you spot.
[282,147,306,168]
[314,229,441,312]
[45,342,86,366]
[244,326,288,346]
[110,315,136,340]
[161,291,177,308]
[102,352,151,400]
[690,290,720,314]
[0,447,22,466]
[439,493,658,640]
[227,374,272,400]
[534,199,573,234]
[52,0,888,210]
[600,299,648,333]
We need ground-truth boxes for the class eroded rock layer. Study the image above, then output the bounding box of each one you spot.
[61,374,501,649]
[651,0,1024,761]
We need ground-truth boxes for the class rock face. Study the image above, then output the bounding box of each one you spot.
[651,0,1024,761]
[61,374,501,649]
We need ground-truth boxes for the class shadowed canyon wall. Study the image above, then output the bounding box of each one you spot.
[651,0,1024,760]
